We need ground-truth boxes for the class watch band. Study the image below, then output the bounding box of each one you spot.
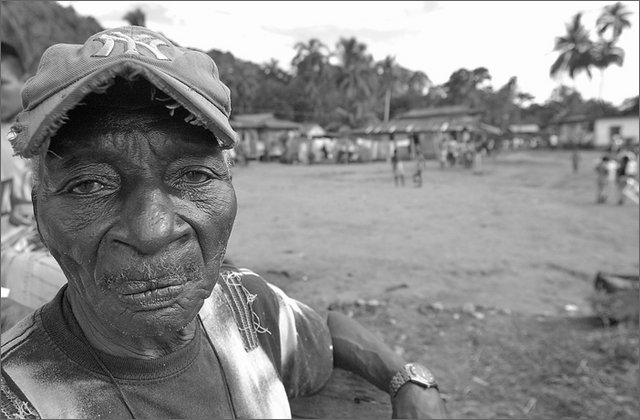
[389,363,438,397]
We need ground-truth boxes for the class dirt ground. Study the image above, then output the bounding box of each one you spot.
[227,149,638,315]
[226,149,639,419]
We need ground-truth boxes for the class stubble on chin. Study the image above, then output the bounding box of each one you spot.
[96,259,212,337]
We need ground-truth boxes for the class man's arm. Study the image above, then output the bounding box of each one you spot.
[327,311,448,419]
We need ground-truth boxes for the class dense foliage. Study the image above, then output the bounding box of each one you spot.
[1,0,102,74]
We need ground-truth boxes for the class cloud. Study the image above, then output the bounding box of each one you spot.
[59,0,639,104]
[74,2,184,27]
[421,1,440,13]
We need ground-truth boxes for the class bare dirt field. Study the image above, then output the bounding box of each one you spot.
[225,149,639,419]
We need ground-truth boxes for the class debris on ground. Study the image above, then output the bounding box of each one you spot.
[589,271,640,325]
[327,298,389,317]
[384,283,409,293]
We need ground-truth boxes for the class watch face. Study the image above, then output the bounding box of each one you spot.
[407,363,436,387]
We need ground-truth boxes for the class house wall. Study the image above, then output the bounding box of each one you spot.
[594,117,640,148]
[416,132,439,159]
[366,134,392,161]
[557,121,593,146]
[236,128,300,160]
[237,129,259,159]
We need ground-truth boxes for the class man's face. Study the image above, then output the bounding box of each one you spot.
[34,111,237,337]
[0,58,24,121]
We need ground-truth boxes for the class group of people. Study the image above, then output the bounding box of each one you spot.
[0,27,447,418]
[594,149,639,205]
[391,149,425,188]
[438,136,491,171]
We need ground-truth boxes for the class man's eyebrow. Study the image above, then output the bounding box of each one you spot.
[171,154,230,173]
[45,148,118,173]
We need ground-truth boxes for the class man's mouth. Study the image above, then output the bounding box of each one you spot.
[116,276,188,310]
[101,258,204,311]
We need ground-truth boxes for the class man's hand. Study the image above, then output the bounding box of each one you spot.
[391,383,448,419]
[1,297,33,333]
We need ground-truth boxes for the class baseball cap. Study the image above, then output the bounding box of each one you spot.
[10,25,238,158]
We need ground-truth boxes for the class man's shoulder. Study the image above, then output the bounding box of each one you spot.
[1,309,49,419]
[203,264,282,355]
[218,264,275,297]
[1,371,40,419]
[1,310,41,358]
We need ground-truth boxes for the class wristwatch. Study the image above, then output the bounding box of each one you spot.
[389,363,439,397]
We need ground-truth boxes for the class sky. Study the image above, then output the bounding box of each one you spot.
[58,1,640,106]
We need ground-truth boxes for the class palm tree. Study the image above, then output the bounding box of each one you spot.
[596,2,632,41]
[592,39,625,98]
[550,13,594,82]
[407,70,431,96]
[262,59,290,84]
[443,67,491,106]
[336,37,373,98]
[376,55,399,122]
[335,37,375,127]
[291,39,330,120]
[593,2,630,99]
[292,39,328,74]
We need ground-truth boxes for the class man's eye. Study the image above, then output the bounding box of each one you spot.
[182,170,211,184]
[70,181,104,195]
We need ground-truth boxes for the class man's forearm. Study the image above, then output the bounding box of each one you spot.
[326,310,448,419]
[327,310,405,392]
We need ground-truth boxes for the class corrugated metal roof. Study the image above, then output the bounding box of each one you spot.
[354,113,488,135]
[231,113,301,130]
[508,124,539,134]
[396,105,482,119]
[479,123,503,136]
[549,114,591,125]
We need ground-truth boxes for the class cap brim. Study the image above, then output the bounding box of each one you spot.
[12,61,238,158]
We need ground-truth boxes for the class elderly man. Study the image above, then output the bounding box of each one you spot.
[1,26,447,419]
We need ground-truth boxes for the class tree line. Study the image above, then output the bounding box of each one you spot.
[172,2,639,133]
[2,1,637,135]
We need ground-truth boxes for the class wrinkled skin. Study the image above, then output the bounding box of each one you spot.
[33,109,236,357]
[328,311,449,419]
[392,386,448,419]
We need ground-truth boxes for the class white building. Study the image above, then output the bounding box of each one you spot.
[593,116,639,148]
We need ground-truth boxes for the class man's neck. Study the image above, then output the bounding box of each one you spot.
[67,288,198,359]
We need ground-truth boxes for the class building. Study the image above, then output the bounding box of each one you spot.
[353,105,502,160]
[593,115,639,149]
[508,123,542,149]
[547,114,594,147]
[299,123,326,140]
[231,113,301,161]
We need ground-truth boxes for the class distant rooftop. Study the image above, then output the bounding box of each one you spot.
[231,113,301,130]
[550,114,591,125]
[396,105,482,119]
[509,124,540,134]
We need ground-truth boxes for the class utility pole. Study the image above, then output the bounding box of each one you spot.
[384,89,391,123]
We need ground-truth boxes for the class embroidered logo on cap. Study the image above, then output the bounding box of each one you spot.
[92,31,171,60]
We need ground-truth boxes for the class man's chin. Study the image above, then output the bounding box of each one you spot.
[106,303,201,338]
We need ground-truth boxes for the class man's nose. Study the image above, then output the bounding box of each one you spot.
[116,189,189,255]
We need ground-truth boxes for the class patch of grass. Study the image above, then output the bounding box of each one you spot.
[470,317,639,419]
